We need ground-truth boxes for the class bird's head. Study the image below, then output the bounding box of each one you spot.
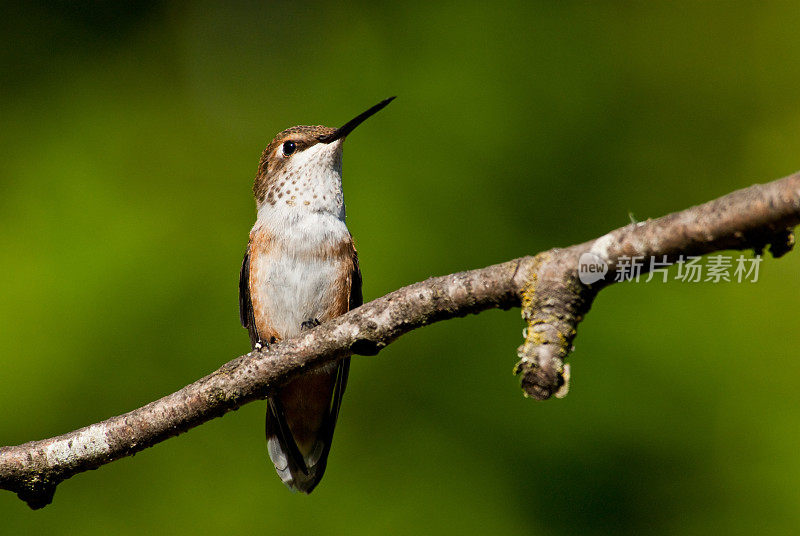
[253,98,395,215]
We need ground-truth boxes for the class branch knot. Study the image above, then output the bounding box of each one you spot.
[514,252,597,400]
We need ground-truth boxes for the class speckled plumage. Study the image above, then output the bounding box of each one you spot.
[253,125,336,204]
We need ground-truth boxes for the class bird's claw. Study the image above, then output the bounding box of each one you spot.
[301,318,321,330]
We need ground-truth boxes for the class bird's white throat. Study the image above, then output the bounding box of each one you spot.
[258,140,346,219]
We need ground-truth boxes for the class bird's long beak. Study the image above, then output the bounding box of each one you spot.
[317,97,396,144]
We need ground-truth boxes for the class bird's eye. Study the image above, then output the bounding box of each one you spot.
[282,141,296,156]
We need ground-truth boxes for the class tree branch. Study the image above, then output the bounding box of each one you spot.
[2,172,799,509]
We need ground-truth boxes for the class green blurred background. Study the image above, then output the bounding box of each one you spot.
[2,1,800,534]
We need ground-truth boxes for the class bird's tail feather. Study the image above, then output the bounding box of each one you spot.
[265,358,350,493]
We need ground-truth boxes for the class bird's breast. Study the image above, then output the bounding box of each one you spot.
[248,212,354,341]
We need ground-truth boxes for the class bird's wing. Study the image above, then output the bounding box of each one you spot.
[314,247,361,470]
[349,250,363,311]
[239,244,260,348]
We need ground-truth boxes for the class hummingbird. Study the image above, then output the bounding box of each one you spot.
[239,97,395,493]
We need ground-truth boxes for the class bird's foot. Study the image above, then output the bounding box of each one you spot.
[254,337,275,351]
[301,318,321,331]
